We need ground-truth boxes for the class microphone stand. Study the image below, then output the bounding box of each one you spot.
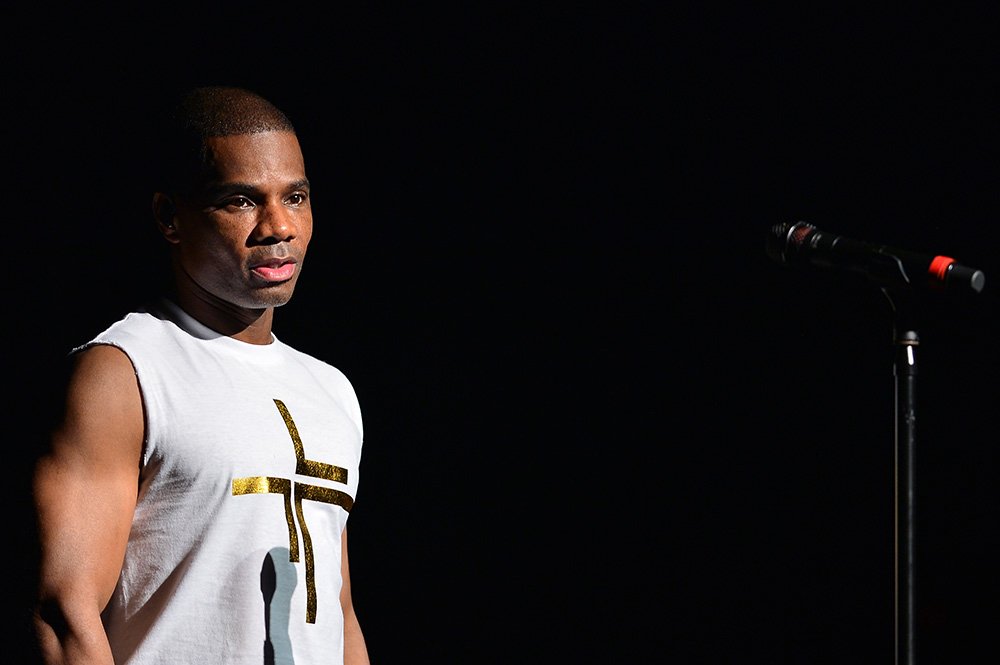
[766,222,987,663]
[882,286,918,665]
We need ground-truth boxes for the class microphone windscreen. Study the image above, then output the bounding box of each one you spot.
[766,221,815,265]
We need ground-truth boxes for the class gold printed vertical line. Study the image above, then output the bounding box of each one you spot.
[293,483,318,624]
[232,476,300,562]
[273,399,306,461]
[273,399,349,483]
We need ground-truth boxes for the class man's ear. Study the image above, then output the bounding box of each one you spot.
[152,193,180,242]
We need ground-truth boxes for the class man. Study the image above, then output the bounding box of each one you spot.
[32,86,370,664]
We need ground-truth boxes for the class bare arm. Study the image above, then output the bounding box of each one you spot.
[33,345,145,665]
[340,527,370,665]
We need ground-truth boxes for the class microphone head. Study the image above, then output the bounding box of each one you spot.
[765,221,817,265]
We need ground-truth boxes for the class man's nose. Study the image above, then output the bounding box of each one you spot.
[254,202,298,243]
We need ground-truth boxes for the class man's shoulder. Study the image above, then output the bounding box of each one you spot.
[81,306,171,347]
[276,339,355,387]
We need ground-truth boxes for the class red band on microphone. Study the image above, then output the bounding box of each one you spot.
[928,255,955,282]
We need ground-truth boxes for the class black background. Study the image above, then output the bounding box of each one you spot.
[6,5,999,663]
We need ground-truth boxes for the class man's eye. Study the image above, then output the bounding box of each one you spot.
[287,192,307,206]
[228,196,254,209]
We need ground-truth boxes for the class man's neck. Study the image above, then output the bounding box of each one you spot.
[168,288,276,345]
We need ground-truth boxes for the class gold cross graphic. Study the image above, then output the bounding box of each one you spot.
[232,398,353,624]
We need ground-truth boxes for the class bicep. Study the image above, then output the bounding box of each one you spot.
[34,344,145,611]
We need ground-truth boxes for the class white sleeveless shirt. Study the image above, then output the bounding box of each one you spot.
[84,298,363,664]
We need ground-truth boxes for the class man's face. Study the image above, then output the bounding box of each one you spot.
[172,130,313,312]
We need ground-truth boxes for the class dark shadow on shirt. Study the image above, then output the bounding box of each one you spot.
[261,547,297,664]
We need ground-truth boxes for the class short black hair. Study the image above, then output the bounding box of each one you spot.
[152,86,297,197]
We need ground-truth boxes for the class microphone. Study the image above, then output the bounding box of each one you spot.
[766,221,986,294]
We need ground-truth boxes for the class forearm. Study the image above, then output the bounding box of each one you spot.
[34,606,114,665]
[343,610,370,665]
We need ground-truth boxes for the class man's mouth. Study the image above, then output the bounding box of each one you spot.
[251,261,296,282]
